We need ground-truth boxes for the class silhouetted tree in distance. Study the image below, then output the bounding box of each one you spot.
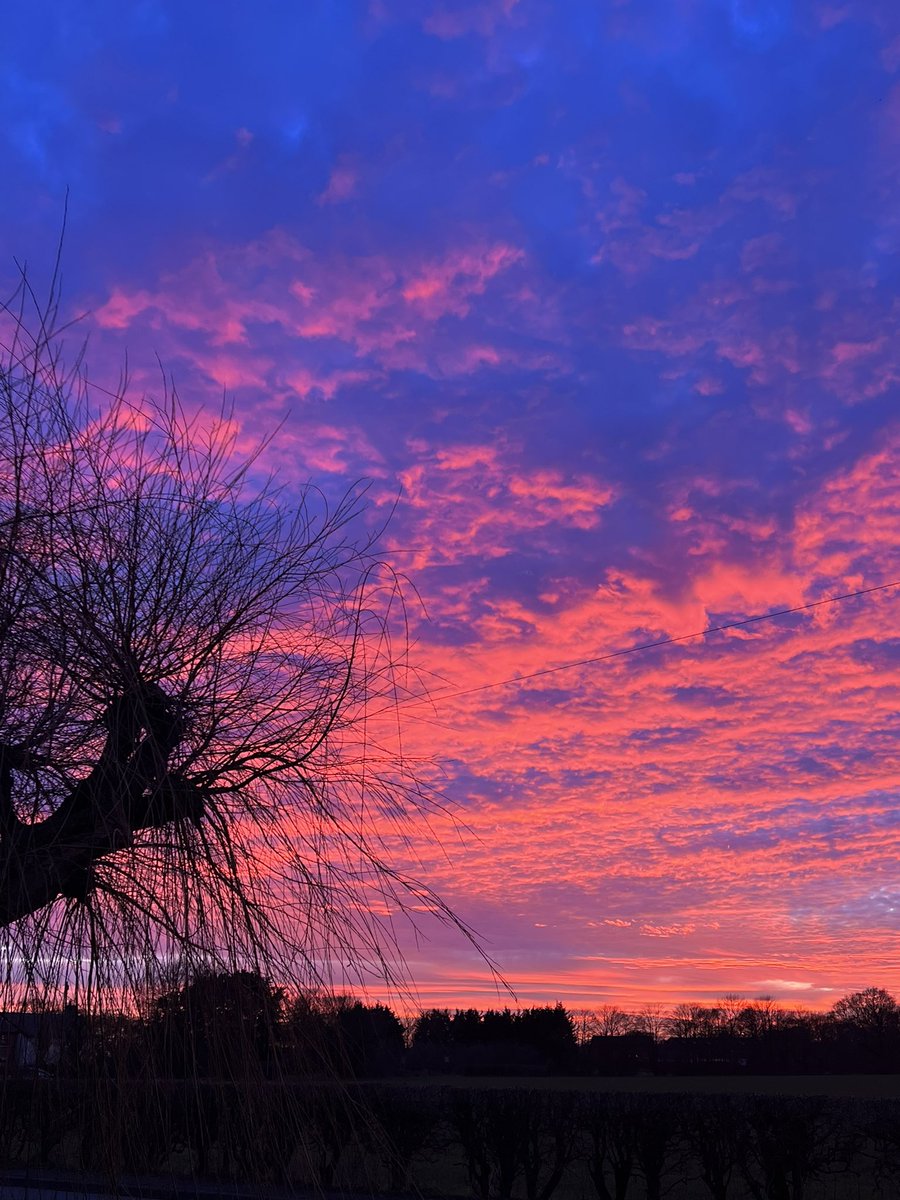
[152,969,284,1077]
[591,1004,638,1038]
[517,1004,577,1071]
[408,1007,454,1071]
[414,1007,454,1047]
[408,1004,577,1075]
[452,1007,484,1045]
[829,987,900,1070]
[331,997,405,1076]
[831,986,899,1032]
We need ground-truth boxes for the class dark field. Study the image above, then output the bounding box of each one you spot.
[5,1077,900,1199]
[400,1072,900,1098]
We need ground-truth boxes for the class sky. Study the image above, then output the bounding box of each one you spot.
[2,0,900,1012]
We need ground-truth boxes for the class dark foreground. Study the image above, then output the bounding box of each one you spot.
[0,1167,314,1200]
[6,1075,900,1199]
[414,1070,900,1096]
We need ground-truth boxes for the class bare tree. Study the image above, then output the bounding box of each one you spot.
[0,268,464,1008]
[592,1004,637,1038]
[633,1002,667,1043]
[831,987,899,1032]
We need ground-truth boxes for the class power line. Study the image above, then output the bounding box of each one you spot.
[400,579,900,708]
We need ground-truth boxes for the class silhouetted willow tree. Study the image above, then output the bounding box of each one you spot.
[0,271,458,1007]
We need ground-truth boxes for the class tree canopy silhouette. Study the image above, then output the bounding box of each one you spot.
[0,269,459,1006]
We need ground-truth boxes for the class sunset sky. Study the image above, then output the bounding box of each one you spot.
[3,0,900,1012]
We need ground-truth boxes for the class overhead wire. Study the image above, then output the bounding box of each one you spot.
[397,579,900,711]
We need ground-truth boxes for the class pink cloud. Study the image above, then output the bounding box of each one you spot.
[88,230,532,393]
[188,347,272,392]
[693,375,723,395]
[784,408,813,435]
[279,422,386,477]
[93,249,295,346]
[818,4,851,29]
[392,444,614,569]
[423,0,520,39]
[831,338,885,365]
[318,160,359,205]
[508,470,615,530]
[401,243,524,318]
[94,286,155,330]
[434,444,497,470]
[619,261,900,398]
[576,157,805,286]
[883,35,900,73]
[794,426,900,577]
[740,232,783,273]
[285,366,375,402]
[589,177,711,275]
[728,166,799,219]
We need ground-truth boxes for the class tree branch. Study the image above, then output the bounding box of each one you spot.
[0,683,193,925]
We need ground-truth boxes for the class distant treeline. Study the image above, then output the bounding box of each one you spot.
[400,986,900,1077]
[12,974,900,1080]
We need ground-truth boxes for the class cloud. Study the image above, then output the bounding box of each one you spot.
[318,159,359,205]
[392,442,614,570]
[90,231,530,386]
[400,243,525,318]
[422,0,521,39]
